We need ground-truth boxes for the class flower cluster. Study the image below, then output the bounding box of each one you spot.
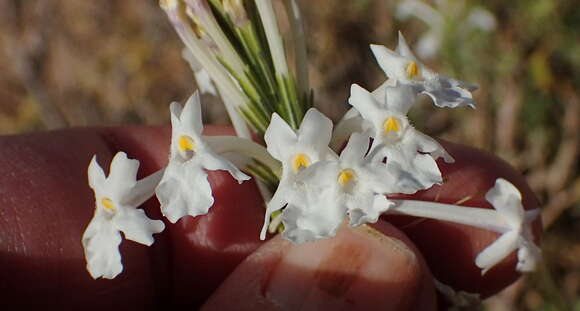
[83,93,250,279]
[82,0,541,291]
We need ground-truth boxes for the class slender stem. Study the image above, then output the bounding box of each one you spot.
[282,0,309,99]
[389,199,541,233]
[184,0,247,78]
[162,1,251,136]
[389,199,509,233]
[205,135,281,173]
[254,0,303,128]
[216,85,252,139]
[207,135,280,204]
[255,179,273,209]
[254,0,289,76]
[126,169,166,207]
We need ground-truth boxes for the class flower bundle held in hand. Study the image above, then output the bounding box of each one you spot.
[82,0,541,284]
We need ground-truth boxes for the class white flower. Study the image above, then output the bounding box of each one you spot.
[82,152,165,279]
[155,92,250,223]
[370,32,477,109]
[475,178,541,274]
[279,133,413,243]
[349,83,454,191]
[260,108,335,239]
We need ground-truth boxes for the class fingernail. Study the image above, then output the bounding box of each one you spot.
[264,224,422,310]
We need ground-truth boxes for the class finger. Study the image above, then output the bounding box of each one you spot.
[387,139,541,298]
[0,125,266,309]
[203,221,436,311]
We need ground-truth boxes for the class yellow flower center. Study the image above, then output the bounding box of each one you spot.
[338,169,356,186]
[406,61,419,79]
[178,135,196,152]
[291,153,311,173]
[101,197,115,211]
[383,117,401,133]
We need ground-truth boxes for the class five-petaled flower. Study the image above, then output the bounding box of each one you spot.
[371,32,477,109]
[155,91,250,224]
[349,83,454,191]
[260,108,335,239]
[82,152,165,279]
[276,133,419,243]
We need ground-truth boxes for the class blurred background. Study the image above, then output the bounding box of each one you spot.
[0,0,578,309]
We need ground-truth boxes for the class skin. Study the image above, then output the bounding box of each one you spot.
[0,125,541,310]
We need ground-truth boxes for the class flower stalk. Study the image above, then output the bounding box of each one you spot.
[161,0,254,137]
[162,0,310,136]
[388,199,539,234]
[282,0,310,103]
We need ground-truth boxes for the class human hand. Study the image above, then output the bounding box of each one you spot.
[0,125,540,310]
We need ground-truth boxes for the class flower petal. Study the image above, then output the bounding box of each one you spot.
[297,108,333,152]
[82,214,123,279]
[107,152,140,200]
[395,31,418,60]
[422,76,476,109]
[371,80,390,105]
[194,68,218,96]
[88,155,106,190]
[370,44,410,81]
[382,145,443,192]
[331,109,365,151]
[348,194,394,226]
[199,150,251,183]
[183,48,218,95]
[279,204,315,244]
[156,160,214,223]
[264,113,298,161]
[517,240,541,272]
[404,129,454,163]
[475,230,519,275]
[384,82,419,115]
[282,189,346,243]
[180,91,204,136]
[339,132,371,165]
[359,162,419,195]
[260,185,289,240]
[485,178,524,228]
[114,207,165,246]
[169,101,184,127]
[348,84,383,126]
[297,160,340,189]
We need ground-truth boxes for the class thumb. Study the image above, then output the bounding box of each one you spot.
[202,221,436,311]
